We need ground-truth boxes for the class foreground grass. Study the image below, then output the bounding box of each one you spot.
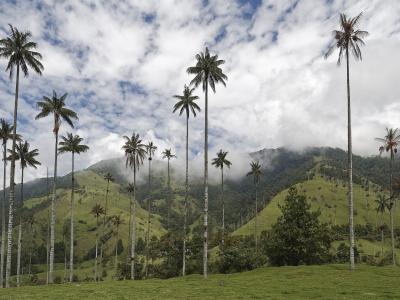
[1,264,399,299]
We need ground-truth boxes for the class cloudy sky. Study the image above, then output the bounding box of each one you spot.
[0,0,400,183]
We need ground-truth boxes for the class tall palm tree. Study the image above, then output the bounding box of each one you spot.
[0,119,19,288]
[375,194,388,257]
[9,140,40,286]
[90,204,104,282]
[144,141,157,278]
[376,128,400,266]
[161,149,176,230]
[58,133,89,282]
[99,172,114,277]
[0,24,43,288]
[122,133,147,280]
[111,215,124,276]
[187,47,227,278]
[325,13,368,270]
[35,91,77,283]
[26,215,35,277]
[173,84,200,276]
[126,183,135,271]
[212,150,231,246]
[246,161,262,250]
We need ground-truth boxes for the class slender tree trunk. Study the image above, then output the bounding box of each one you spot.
[16,168,24,287]
[346,48,355,270]
[49,129,59,283]
[145,159,151,278]
[114,227,118,277]
[100,179,110,280]
[1,142,7,288]
[46,209,49,285]
[255,181,258,251]
[127,192,132,269]
[130,167,136,280]
[182,115,189,276]
[69,152,75,282]
[167,159,170,231]
[94,236,98,282]
[221,167,225,246]
[380,211,384,256]
[203,82,209,279]
[5,64,20,288]
[389,152,396,266]
[63,234,67,282]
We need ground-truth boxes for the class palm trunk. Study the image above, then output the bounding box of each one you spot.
[46,209,49,285]
[255,181,258,251]
[127,192,132,268]
[1,142,7,288]
[182,115,189,276]
[389,152,396,266]
[100,179,110,280]
[346,48,355,270]
[380,211,384,256]
[16,167,24,287]
[69,152,75,282]
[145,159,151,279]
[203,82,209,279]
[94,236,98,282]
[167,159,170,231]
[114,227,118,276]
[49,129,59,283]
[130,167,136,280]
[221,167,225,246]
[5,64,20,288]
[63,234,67,282]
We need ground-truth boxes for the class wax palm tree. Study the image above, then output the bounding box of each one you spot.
[0,24,43,288]
[35,91,77,283]
[375,195,388,257]
[0,119,20,287]
[26,215,35,277]
[212,150,231,246]
[122,133,147,279]
[375,128,400,266]
[173,84,200,276]
[90,204,104,282]
[126,183,135,270]
[246,161,262,250]
[187,47,227,278]
[9,140,40,286]
[145,141,157,278]
[325,13,368,270]
[111,215,124,276]
[58,133,89,282]
[162,149,176,230]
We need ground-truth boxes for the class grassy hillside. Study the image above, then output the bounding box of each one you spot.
[21,170,166,266]
[234,174,398,237]
[1,264,399,299]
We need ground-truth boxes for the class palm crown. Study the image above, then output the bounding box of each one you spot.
[375,128,400,156]
[375,195,388,213]
[90,204,105,219]
[104,172,114,183]
[9,140,41,170]
[122,133,147,171]
[247,161,262,184]
[173,85,201,118]
[187,47,227,92]
[325,13,368,64]
[58,133,89,155]
[126,182,135,194]
[146,141,157,160]
[0,119,20,145]
[212,150,232,170]
[0,24,44,78]
[162,148,176,160]
[35,91,78,134]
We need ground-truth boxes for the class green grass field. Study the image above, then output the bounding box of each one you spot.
[1,264,399,299]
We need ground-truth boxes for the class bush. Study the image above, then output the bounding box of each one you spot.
[54,276,62,284]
